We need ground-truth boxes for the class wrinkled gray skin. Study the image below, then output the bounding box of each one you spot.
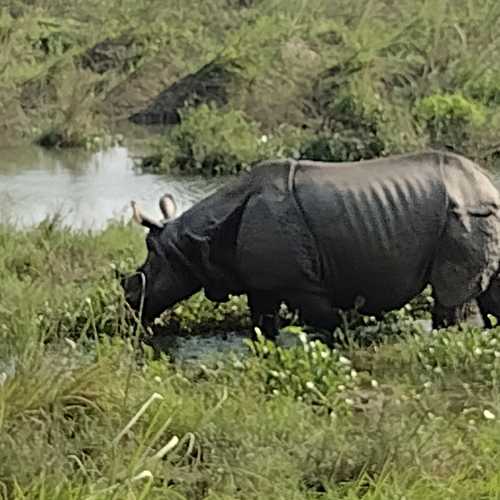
[122,151,500,338]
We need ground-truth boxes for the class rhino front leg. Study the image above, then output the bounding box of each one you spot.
[248,292,281,340]
[285,293,341,331]
[431,297,466,329]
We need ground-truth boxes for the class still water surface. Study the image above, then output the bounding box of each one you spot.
[0,145,223,229]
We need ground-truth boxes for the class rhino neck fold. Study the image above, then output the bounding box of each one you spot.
[165,236,208,290]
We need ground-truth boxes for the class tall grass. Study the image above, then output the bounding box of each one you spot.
[2,220,500,498]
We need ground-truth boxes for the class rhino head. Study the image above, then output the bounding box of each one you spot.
[121,194,201,323]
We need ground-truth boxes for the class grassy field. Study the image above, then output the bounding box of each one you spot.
[1,221,500,498]
[3,0,500,173]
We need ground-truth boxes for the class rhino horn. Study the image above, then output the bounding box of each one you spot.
[131,201,163,230]
[159,193,177,220]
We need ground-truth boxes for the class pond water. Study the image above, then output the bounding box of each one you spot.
[0,144,223,230]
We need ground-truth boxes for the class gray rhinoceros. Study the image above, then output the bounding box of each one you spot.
[121,151,500,338]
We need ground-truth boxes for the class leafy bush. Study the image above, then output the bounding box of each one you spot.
[466,69,500,106]
[295,92,386,162]
[263,124,316,159]
[143,104,269,175]
[299,131,385,163]
[415,93,486,150]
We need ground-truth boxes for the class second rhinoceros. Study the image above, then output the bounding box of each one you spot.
[122,151,500,338]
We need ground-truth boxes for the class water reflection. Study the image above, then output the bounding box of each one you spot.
[0,145,223,230]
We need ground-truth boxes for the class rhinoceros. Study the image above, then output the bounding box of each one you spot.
[121,151,500,338]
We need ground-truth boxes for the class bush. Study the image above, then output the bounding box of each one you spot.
[299,131,385,163]
[140,92,389,175]
[465,69,500,106]
[142,104,270,175]
[298,93,386,162]
[415,93,486,150]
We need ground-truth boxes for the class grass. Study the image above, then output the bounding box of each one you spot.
[2,220,500,498]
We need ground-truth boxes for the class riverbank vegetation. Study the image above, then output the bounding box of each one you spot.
[3,0,500,172]
[2,221,500,498]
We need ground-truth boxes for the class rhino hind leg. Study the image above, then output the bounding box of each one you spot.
[431,297,466,329]
[477,274,500,328]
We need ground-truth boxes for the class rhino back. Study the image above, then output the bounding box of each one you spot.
[293,152,449,312]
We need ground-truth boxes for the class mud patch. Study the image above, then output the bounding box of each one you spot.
[148,329,303,365]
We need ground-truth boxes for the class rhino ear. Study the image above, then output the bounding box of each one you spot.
[131,201,163,230]
[159,193,177,220]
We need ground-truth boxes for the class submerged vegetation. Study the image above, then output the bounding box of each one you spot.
[2,221,500,498]
[3,0,500,171]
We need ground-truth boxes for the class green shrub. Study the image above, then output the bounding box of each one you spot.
[415,93,486,150]
[141,91,389,175]
[299,94,386,162]
[299,131,385,163]
[465,69,500,106]
[262,124,316,160]
[142,104,269,175]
